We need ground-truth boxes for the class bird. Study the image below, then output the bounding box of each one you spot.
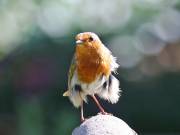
[63,32,121,122]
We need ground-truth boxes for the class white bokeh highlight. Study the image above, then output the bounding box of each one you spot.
[108,36,143,68]
[154,9,180,42]
[135,23,166,55]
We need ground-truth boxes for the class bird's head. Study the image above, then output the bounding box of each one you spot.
[75,32,102,46]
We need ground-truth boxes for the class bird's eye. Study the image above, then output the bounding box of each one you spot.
[89,36,94,41]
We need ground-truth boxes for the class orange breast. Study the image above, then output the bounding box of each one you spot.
[75,43,111,83]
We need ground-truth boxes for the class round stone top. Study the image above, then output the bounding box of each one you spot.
[72,114,138,135]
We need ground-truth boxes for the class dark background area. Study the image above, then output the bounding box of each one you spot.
[0,0,180,135]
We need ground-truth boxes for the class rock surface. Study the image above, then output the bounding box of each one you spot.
[72,114,138,135]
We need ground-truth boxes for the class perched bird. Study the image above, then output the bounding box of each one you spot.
[63,32,121,122]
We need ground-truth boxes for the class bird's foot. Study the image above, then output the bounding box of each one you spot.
[81,118,88,123]
[98,111,113,115]
[81,115,96,123]
[81,118,85,123]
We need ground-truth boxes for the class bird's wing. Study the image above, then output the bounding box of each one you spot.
[63,55,76,97]
[103,45,119,72]
[68,55,76,88]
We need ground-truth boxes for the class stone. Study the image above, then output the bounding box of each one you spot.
[72,114,138,135]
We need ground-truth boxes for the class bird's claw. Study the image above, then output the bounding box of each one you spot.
[81,119,85,123]
[98,111,113,115]
[81,118,88,123]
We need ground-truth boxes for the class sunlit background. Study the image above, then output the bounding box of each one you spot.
[0,0,180,135]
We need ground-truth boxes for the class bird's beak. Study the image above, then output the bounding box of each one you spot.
[63,90,70,97]
[76,40,84,44]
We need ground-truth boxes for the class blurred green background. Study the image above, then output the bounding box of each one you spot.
[0,0,180,135]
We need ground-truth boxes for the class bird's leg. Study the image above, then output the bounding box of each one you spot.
[80,102,85,122]
[91,94,106,114]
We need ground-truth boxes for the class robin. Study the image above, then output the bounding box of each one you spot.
[63,32,121,122]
